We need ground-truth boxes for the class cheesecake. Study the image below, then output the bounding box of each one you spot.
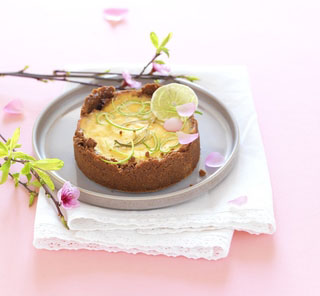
[73,83,200,192]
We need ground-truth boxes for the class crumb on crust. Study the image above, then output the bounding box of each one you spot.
[199,169,206,177]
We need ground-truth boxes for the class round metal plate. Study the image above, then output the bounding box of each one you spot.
[32,79,239,210]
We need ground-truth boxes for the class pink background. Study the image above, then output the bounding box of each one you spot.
[1,0,319,295]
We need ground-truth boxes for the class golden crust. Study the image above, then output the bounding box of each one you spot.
[73,83,200,192]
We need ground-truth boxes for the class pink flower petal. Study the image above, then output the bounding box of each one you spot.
[57,181,80,210]
[163,118,183,132]
[3,99,24,115]
[176,102,196,117]
[122,71,142,89]
[205,152,225,167]
[152,63,170,75]
[103,8,128,22]
[122,71,131,81]
[128,80,142,89]
[228,195,248,206]
[62,199,80,210]
[176,131,198,144]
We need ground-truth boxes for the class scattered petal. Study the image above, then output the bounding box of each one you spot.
[152,63,170,75]
[103,8,128,22]
[205,152,225,167]
[122,71,142,89]
[177,131,198,144]
[163,118,183,132]
[3,99,24,115]
[176,102,196,117]
[228,195,248,206]
[57,181,80,209]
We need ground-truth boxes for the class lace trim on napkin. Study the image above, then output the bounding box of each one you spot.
[34,223,233,260]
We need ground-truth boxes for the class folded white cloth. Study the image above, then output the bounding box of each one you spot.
[33,65,276,260]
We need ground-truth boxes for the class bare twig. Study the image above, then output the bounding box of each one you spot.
[0,72,104,87]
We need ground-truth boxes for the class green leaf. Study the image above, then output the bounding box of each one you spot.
[12,173,20,187]
[60,216,69,229]
[159,32,172,48]
[153,79,160,84]
[34,168,55,190]
[21,162,31,175]
[29,192,37,207]
[26,173,32,183]
[154,60,165,64]
[30,180,42,188]
[185,75,199,82]
[9,128,20,152]
[0,160,11,184]
[30,158,64,171]
[160,47,170,57]
[12,152,36,161]
[0,142,8,158]
[14,144,22,149]
[150,32,159,48]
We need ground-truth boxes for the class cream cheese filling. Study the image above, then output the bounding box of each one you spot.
[79,92,192,161]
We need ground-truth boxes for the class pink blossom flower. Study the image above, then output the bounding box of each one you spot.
[103,8,129,23]
[176,102,196,117]
[228,195,248,206]
[122,71,142,89]
[205,152,225,167]
[176,131,199,144]
[3,99,24,115]
[163,118,183,132]
[57,181,80,209]
[152,63,170,75]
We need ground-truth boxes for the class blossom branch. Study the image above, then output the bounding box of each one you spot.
[0,134,7,142]
[0,69,196,85]
[0,32,198,90]
[138,53,161,76]
[0,132,69,228]
[0,162,36,194]
[30,167,69,229]
[10,172,35,194]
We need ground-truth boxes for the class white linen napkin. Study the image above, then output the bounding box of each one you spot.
[33,66,276,260]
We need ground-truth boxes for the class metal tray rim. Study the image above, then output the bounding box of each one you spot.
[32,79,239,209]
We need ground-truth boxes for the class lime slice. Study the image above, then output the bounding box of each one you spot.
[151,83,198,120]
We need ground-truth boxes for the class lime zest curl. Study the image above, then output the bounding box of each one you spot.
[102,140,135,164]
[115,130,149,147]
[117,100,146,117]
[105,141,128,157]
[143,132,159,154]
[159,136,179,153]
[96,112,146,132]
